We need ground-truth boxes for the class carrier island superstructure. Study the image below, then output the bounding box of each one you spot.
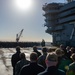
[43,0,75,46]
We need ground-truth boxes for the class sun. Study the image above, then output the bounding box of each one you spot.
[15,0,33,11]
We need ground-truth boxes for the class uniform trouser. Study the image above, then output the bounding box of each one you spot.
[13,67,15,75]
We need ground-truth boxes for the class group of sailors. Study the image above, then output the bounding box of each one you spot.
[11,44,75,75]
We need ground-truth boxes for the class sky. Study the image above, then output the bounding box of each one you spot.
[0,0,67,42]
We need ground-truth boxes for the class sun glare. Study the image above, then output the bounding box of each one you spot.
[15,0,33,11]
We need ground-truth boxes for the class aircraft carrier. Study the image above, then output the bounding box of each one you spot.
[43,0,75,47]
